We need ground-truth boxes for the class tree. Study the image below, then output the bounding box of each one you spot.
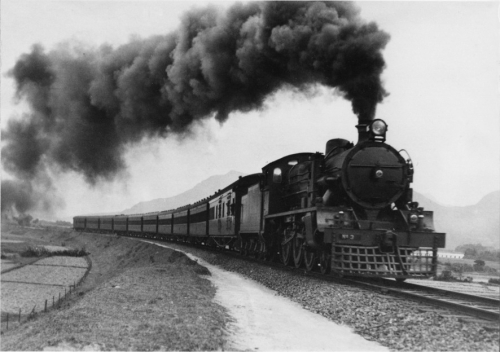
[474,259,485,267]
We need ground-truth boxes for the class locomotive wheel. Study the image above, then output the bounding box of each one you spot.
[257,241,265,260]
[250,240,259,258]
[292,236,304,268]
[304,249,318,272]
[239,240,248,256]
[281,241,293,266]
[267,244,279,262]
[244,241,251,256]
[319,247,332,275]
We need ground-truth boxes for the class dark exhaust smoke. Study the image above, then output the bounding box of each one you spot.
[2,1,389,213]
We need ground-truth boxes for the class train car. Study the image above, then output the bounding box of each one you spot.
[100,216,114,232]
[158,211,173,236]
[208,188,234,238]
[128,214,142,233]
[173,207,189,237]
[206,175,261,249]
[114,215,128,233]
[190,202,209,237]
[73,216,86,231]
[86,216,100,231]
[143,214,158,235]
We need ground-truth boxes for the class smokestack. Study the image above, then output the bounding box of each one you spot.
[356,120,371,143]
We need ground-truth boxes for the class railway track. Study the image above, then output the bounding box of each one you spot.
[349,278,500,324]
[118,233,500,327]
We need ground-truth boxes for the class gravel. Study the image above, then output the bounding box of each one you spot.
[164,242,500,352]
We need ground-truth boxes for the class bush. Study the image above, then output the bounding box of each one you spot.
[20,246,89,258]
[20,246,51,257]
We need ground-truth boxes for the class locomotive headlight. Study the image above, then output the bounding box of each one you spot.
[371,119,387,136]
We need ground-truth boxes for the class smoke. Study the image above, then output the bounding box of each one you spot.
[2,1,389,213]
[1,179,35,214]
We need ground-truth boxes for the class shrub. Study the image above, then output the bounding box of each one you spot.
[20,246,51,257]
[20,246,89,258]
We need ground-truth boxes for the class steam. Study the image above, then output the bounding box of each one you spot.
[1,1,389,214]
[1,180,35,214]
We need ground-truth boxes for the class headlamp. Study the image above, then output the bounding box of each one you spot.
[371,119,387,136]
[369,119,387,141]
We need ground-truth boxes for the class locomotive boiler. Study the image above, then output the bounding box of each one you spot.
[74,119,445,280]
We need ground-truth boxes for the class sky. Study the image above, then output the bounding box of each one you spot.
[1,1,499,221]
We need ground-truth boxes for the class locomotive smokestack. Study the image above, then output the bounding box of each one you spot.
[356,120,371,143]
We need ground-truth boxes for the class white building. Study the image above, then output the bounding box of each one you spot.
[438,251,464,259]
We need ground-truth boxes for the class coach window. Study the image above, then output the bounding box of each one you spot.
[273,168,282,183]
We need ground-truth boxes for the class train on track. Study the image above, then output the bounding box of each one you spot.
[74,118,445,280]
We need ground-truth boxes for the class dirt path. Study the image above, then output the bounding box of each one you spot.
[147,241,388,351]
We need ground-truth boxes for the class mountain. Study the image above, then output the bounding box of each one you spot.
[121,170,245,214]
[414,190,500,251]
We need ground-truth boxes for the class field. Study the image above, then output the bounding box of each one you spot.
[439,257,500,270]
[437,256,500,283]
[0,225,230,351]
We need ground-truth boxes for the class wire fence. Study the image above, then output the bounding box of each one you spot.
[1,255,92,333]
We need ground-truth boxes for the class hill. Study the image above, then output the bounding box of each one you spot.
[121,170,244,214]
[414,190,500,250]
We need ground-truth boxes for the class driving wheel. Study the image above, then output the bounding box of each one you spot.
[319,246,332,274]
[304,249,318,272]
[292,236,304,268]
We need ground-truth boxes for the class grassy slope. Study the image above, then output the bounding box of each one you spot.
[1,227,230,351]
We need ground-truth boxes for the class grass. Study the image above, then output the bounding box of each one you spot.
[1,228,231,351]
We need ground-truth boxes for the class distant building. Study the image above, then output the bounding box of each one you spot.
[438,251,464,259]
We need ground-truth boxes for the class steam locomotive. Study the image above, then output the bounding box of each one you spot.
[74,119,445,280]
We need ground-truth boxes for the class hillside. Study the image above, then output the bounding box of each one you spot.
[121,170,244,214]
[414,190,500,250]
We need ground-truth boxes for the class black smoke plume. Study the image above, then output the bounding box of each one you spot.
[2,1,389,213]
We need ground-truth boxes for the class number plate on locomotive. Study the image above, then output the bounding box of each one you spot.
[339,234,362,241]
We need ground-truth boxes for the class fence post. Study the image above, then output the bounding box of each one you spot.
[58,292,61,306]
[6,313,9,330]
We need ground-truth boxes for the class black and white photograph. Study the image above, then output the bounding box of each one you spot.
[1,1,499,350]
